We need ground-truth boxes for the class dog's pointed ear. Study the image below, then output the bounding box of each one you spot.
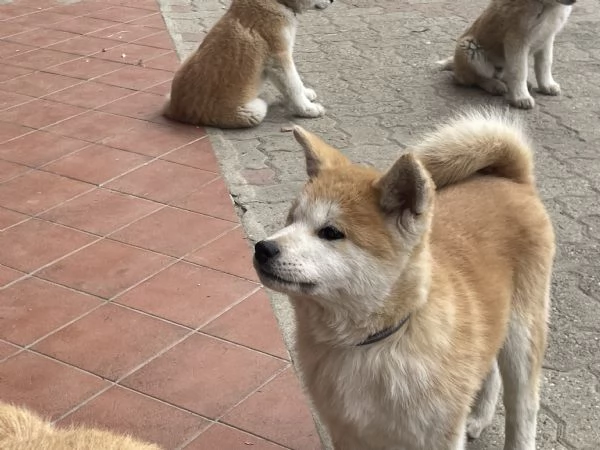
[293,126,349,178]
[375,153,433,225]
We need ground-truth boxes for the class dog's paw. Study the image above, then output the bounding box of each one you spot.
[466,417,490,441]
[304,87,318,101]
[509,94,535,110]
[538,82,561,96]
[481,79,507,96]
[294,102,325,118]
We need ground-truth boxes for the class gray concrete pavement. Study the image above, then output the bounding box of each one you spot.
[159,1,600,448]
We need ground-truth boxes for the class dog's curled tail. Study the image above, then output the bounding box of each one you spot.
[412,109,534,188]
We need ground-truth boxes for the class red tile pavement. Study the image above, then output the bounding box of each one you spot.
[0,1,320,449]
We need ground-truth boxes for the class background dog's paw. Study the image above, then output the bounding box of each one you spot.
[466,417,487,441]
[538,82,561,96]
[509,95,535,110]
[294,102,325,118]
[304,87,318,101]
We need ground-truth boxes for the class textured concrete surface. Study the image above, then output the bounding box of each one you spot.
[159,0,600,448]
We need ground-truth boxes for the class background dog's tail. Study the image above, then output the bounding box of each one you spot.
[436,57,454,71]
[412,108,534,188]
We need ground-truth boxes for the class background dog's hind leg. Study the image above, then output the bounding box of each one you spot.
[467,360,501,440]
[457,36,495,80]
[234,98,268,128]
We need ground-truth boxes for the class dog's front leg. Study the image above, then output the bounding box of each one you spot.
[534,37,561,95]
[504,39,535,109]
[267,53,325,118]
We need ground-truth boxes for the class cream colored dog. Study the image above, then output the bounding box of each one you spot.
[253,110,555,449]
[439,0,575,109]
[0,402,161,450]
[164,0,333,128]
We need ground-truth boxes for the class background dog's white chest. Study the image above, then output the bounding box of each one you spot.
[529,6,572,51]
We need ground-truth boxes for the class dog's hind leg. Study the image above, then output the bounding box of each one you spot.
[498,300,548,450]
[457,36,496,80]
[234,98,268,128]
[466,360,501,440]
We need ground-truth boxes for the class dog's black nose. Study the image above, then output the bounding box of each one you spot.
[255,240,280,264]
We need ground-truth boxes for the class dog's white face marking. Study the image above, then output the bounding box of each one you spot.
[255,193,400,318]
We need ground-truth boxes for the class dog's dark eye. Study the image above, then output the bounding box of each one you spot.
[318,226,345,241]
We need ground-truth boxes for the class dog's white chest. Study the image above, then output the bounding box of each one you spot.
[529,5,572,51]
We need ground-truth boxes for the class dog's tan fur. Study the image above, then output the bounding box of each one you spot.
[439,0,574,109]
[164,0,332,128]
[254,110,555,449]
[0,402,161,450]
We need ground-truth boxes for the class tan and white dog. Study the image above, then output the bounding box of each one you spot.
[439,0,575,109]
[0,402,161,450]
[253,110,555,449]
[163,0,333,128]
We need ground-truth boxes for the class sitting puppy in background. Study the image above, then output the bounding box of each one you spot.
[164,0,333,128]
[438,0,575,109]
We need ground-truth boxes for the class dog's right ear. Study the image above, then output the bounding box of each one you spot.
[293,126,349,178]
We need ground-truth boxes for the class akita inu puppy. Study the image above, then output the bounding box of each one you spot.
[253,110,555,449]
[163,0,333,129]
[439,0,575,109]
[0,402,160,450]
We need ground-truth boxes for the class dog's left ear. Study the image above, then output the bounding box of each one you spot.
[293,126,350,178]
[375,153,433,227]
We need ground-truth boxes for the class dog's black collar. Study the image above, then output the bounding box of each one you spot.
[357,314,411,346]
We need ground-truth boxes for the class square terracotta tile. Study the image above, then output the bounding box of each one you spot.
[37,239,174,298]
[0,22,33,39]
[0,351,109,419]
[5,28,79,47]
[106,160,217,203]
[0,41,34,59]
[100,91,166,121]
[186,227,258,282]
[40,189,160,235]
[0,131,88,167]
[45,81,134,109]
[110,206,236,257]
[0,219,96,272]
[13,11,73,27]
[4,48,80,70]
[0,63,32,83]
[115,261,258,328]
[96,64,172,90]
[0,265,24,288]
[145,80,171,95]
[34,303,187,380]
[48,35,122,56]
[47,57,127,80]
[122,334,287,417]
[222,368,320,450]
[0,277,101,346]
[0,71,80,97]
[129,13,166,29]
[93,43,170,66]
[0,122,33,144]
[202,290,288,359]
[46,111,145,142]
[0,4,38,20]
[0,99,85,129]
[0,170,92,214]
[173,178,238,222]
[0,90,34,111]
[143,52,180,72]
[88,6,156,23]
[0,339,20,360]
[101,121,204,156]
[109,0,158,11]
[50,16,120,35]
[89,23,160,43]
[42,144,150,185]
[134,31,174,50]
[59,386,209,449]
[52,1,112,16]
[0,207,27,230]
[186,424,285,450]
[161,137,219,172]
[0,159,28,183]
